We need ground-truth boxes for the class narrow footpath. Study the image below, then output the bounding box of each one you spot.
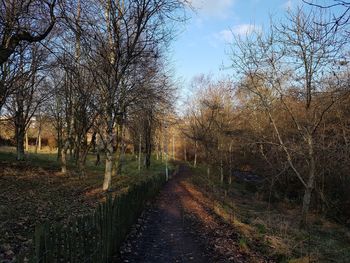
[119,165,272,263]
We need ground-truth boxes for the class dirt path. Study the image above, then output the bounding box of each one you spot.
[119,165,271,263]
[119,165,214,262]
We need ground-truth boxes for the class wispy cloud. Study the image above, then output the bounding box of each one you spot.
[283,0,293,10]
[215,24,261,43]
[209,24,262,47]
[189,0,235,18]
[217,29,235,42]
[282,0,302,10]
[232,24,261,36]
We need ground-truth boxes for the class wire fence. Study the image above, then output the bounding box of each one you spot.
[17,173,166,263]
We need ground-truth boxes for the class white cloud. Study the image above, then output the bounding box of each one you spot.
[213,24,261,44]
[282,0,303,10]
[232,24,261,36]
[217,29,234,42]
[189,0,235,18]
[283,0,293,10]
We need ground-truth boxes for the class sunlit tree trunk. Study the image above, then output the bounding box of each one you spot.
[172,133,175,160]
[25,131,29,152]
[301,133,316,225]
[103,116,115,190]
[35,120,42,154]
[194,140,197,167]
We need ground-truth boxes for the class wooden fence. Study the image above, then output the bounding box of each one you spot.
[17,173,166,263]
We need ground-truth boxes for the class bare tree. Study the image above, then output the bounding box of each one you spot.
[0,0,57,111]
[230,8,347,225]
[6,43,50,160]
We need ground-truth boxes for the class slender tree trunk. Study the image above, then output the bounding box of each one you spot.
[220,159,224,184]
[57,127,62,161]
[78,155,85,177]
[38,133,41,151]
[229,142,232,185]
[194,140,197,167]
[172,133,175,160]
[95,134,101,166]
[164,125,168,181]
[78,134,89,178]
[61,141,69,174]
[25,131,29,152]
[160,132,164,162]
[301,134,316,226]
[16,126,25,161]
[35,123,42,154]
[114,124,122,175]
[138,134,142,172]
[103,128,114,190]
[145,117,152,169]
[155,137,159,160]
[69,147,73,161]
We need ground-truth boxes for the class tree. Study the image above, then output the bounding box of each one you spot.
[6,44,50,160]
[86,0,185,190]
[0,0,57,111]
[230,8,347,225]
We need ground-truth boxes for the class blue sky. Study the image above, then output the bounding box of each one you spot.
[171,0,304,86]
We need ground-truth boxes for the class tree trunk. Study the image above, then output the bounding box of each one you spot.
[95,134,101,166]
[61,141,69,174]
[172,133,175,160]
[301,134,316,226]
[229,142,232,185]
[38,133,41,150]
[77,134,89,178]
[155,138,159,160]
[57,128,62,161]
[114,124,122,175]
[220,159,224,184]
[25,131,29,152]
[145,121,152,169]
[194,140,197,167]
[138,134,142,172]
[103,145,113,190]
[35,124,42,154]
[16,126,25,161]
[103,121,115,190]
[164,122,169,181]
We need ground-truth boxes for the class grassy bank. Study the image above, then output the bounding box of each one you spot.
[0,147,171,262]
[187,164,350,263]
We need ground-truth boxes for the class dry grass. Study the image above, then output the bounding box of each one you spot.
[188,164,350,263]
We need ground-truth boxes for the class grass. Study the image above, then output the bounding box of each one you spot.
[0,146,171,261]
[187,163,350,263]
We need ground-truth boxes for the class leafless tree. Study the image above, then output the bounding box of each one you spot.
[230,8,347,225]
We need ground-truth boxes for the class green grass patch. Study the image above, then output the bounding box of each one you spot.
[0,147,171,262]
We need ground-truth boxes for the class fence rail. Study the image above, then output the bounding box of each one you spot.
[17,173,166,263]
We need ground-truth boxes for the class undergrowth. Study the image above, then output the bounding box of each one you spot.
[188,163,350,263]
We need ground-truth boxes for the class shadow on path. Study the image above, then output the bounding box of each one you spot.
[119,165,272,263]
[119,165,213,262]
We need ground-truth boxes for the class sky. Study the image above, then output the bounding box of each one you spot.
[171,0,304,87]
